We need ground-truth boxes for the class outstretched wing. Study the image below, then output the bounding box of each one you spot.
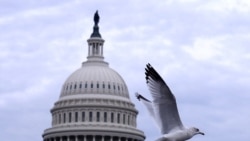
[145,63,184,134]
[136,93,161,130]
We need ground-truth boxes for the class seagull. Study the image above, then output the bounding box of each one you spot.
[136,63,204,141]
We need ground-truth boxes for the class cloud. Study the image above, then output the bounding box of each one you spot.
[196,0,250,13]
[1,0,250,141]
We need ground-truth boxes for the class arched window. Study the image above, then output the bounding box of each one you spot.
[82,112,85,122]
[123,114,126,124]
[85,83,88,88]
[104,112,107,122]
[79,83,82,89]
[117,113,120,124]
[75,112,78,122]
[91,83,93,88]
[96,112,100,122]
[74,84,77,89]
[63,113,66,123]
[93,44,96,55]
[89,112,93,122]
[59,114,61,124]
[97,83,99,88]
[69,112,72,123]
[111,113,114,123]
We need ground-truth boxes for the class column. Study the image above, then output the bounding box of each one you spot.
[75,136,78,141]
[72,111,75,122]
[101,44,103,56]
[92,111,96,122]
[54,113,58,125]
[89,45,91,56]
[101,136,104,141]
[114,112,117,123]
[79,110,82,122]
[52,114,55,125]
[84,136,86,141]
[65,112,68,123]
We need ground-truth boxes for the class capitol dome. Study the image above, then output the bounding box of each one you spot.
[60,61,130,99]
[42,11,145,141]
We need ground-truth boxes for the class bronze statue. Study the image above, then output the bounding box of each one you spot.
[90,10,101,38]
[94,11,99,25]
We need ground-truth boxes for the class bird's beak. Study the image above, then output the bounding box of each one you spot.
[198,132,205,135]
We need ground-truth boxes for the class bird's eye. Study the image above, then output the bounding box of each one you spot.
[196,128,199,132]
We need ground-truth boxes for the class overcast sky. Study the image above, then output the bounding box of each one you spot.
[1,0,250,141]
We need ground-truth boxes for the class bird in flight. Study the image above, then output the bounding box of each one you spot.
[136,63,204,141]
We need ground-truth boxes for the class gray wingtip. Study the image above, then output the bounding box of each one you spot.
[135,93,151,102]
[135,92,141,101]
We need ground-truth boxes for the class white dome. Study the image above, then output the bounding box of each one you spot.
[43,13,145,141]
[60,61,130,98]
